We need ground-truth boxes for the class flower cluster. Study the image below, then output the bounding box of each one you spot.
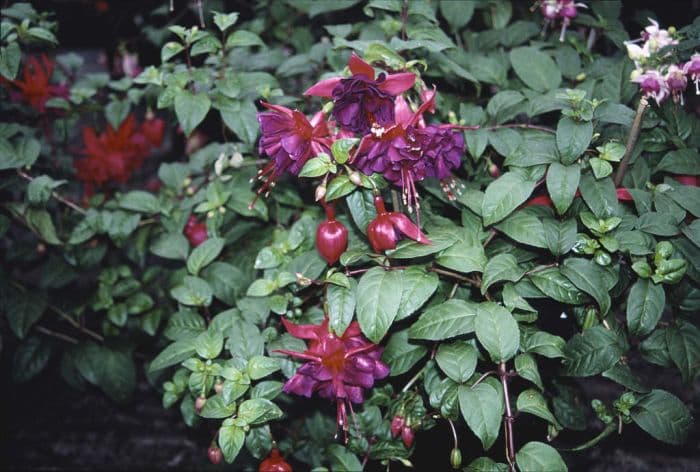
[625,19,698,105]
[540,0,585,42]
[1,54,68,113]
[74,113,165,191]
[274,317,389,440]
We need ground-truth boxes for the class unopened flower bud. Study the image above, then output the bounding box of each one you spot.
[215,153,227,176]
[182,177,192,187]
[229,151,243,168]
[450,448,462,469]
[488,163,500,177]
[195,395,207,413]
[218,206,226,214]
[668,26,676,35]
[401,425,414,448]
[207,210,215,219]
[186,186,195,196]
[391,416,405,438]
[214,381,224,394]
[208,446,223,465]
[576,72,586,82]
[315,183,327,202]
[295,272,312,287]
[348,170,363,186]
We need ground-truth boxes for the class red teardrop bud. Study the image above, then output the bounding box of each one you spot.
[391,415,405,438]
[316,204,348,265]
[208,446,223,464]
[184,216,208,247]
[401,425,415,448]
[616,187,633,201]
[259,448,292,472]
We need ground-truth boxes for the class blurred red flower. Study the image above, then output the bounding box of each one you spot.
[2,54,67,113]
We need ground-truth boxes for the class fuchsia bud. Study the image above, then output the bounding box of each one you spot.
[366,196,431,253]
[195,395,207,413]
[208,446,223,465]
[316,203,348,264]
[184,215,208,247]
[401,425,415,448]
[391,415,405,438]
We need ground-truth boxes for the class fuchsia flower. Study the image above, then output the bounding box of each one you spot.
[631,70,669,105]
[366,195,431,252]
[3,54,68,113]
[256,101,332,199]
[540,0,585,42]
[304,53,416,135]
[274,317,389,440]
[665,64,688,104]
[683,53,700,94]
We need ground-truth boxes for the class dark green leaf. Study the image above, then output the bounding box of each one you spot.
[475,302,520,362]
[564,325,624,376]
[516,442,567,472]
[356,267,402,343]
[632,389,692,445]
[409,299,479,340]
[626,279,665,336]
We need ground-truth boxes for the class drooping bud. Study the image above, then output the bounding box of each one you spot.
[195,395,207,413]
[208,446,223,465]
[450,448,462,469]
[391,415,405,438]
[401,425,415,448]
[348,169,363,186]
[316,203,348,264]
[315,183,327,202]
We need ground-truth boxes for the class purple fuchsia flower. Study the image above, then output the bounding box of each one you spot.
[274,317,389,441]
[665,64,688,104]
[366,195,431,252]
[683,53,700,94]
[256,101,331,201]
[540,0,586,42]
[631,69,669,105]
[304,53,416,135]
[421,125,465,199]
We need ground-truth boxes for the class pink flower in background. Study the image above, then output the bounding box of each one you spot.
[665,64,688,104]
[274,317,389,440]
[683,53,700,94]
[631,70,669,105]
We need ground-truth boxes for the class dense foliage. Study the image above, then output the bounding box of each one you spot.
[1,1,699,470]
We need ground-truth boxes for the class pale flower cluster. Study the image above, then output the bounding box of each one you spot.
[625,19,699,105]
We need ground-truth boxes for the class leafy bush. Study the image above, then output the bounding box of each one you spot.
[1,1,699,470]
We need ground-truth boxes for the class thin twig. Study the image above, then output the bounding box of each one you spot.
[429,266,480,286]
[614,96,649,187]
[499,362,516,472]
[35,325,79,344]
[50,304,104,342]
[482,229,497,247]
[18,170,86,215]
[524,263,559,276]
[471,370,495,389]
[401,364,426,393]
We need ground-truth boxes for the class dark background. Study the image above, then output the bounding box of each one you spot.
[1,1,699,470]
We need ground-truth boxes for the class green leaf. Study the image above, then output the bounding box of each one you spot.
[328,444,363,472]
[12,336,52,383]
[396,266,439,320]
[161,41,184,62]
[666,321,700,383]
[465,457,509,472]
[219,99,259,144]
[246,278,277,297]
[481,173,537,226]
[212,11,239,31]
[331,138,359,165]
[530,268,588,304]
[543,218,577,256]
[516,442,567,472]
[579,174,618,218]
[118,191,159,213]
[563,325,624,376]
[327,279,357,336]
[356,267,402,343]
[475,302,520,362]
[382,329,427,376]
[73,343,136,402]
[27,175,66,206]
[481,254,525,294]
[561,258,612,314]
[409,299,479,340]
[494,210,547,249]
[4,290,47,339]
[299,153,334,178]
[515,353,543,390]
[149,339,197,371]
[237,398,284,425]
[174,91,211,137]
[194,329,224,359]
[27,27,58,44]
[387,227,460,258]
[439,0,474,31]
[632,389,692,445]
[436,242,486,274]
[219,424,245,463]
[590,157,613,179]
[201,394,237,418]
[602,363,649,393]
[247,356,280,380]
[25,208,61,245]
[516,389,560,427]
[325,175,356,201]
[105,99,130,129]
[187,237,224,275]
[547,163,581,214]
[346,189,377,235]
[637,213,679,236]
[170,276,213,306]
[0,42,21,80]
[521,331,566,359]
[151,233,189,260]
[226,30,265,48]
[436,341,478,383]
[556,117,593,164]
[509,47,562,92]
[458,383,503,450]
[626,279,665,337]
[654,149,700,175]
